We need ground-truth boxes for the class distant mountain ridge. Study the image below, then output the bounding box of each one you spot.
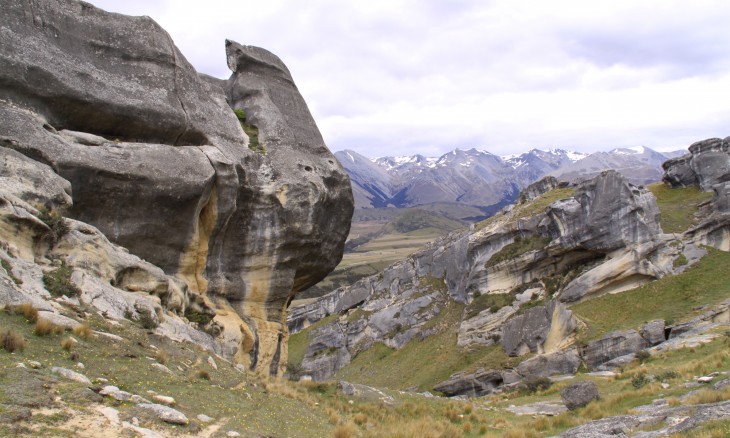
[336,146,682,210]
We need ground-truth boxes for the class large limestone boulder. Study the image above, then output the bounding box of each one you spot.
[560,381,600,410]
[662,154,697,188]
[0,0,353,375]
[688,137,730,191]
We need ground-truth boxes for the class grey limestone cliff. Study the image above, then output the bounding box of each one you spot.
[0,0,353,375]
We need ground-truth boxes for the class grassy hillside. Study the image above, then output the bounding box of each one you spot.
[571,247,730,342]
[332,302,522,393]
[3,302,727,437]
[648,183,713,233]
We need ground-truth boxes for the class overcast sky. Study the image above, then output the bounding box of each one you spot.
[89,0,730,158]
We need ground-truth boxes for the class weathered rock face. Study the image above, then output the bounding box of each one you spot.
[688,137,730,191]
[662,154,697,188]
[520,176,562,203]
[0,0,353,375]
[662,137,730,191]
[500,301,577,357]
[515,349,581,379]
[433,368,515,397]
[560,400,730,437]
[544,170,661,252]
[583,329,648,370]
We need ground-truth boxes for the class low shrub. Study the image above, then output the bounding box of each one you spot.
[635,350,651,363]
[43,262,81,297]
[138,310,159,330]
[37,207,70,244]
[631,373,650,389]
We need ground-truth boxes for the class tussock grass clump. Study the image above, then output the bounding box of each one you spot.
[72,323,91,339]
[332,422,357,438]
[9,303,38,323]
[60,336,76,352]
[154,349,169,365]
[351,412,368,426]
[34,318,63,336]
[1,329,27,353]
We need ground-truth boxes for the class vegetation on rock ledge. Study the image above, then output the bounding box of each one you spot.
[234,108,266,155]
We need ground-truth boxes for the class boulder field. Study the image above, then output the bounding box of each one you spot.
[0,0,353,375]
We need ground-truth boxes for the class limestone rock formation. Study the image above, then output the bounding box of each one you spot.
[433,369,516,397]
[500,301,577,357]
[294,170,668,382]
[560,400,730,437]
[515,349,581,379]
[662,137,730,191]
[0,0,353,375]
[583,329,648,370]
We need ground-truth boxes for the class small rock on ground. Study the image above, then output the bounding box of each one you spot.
[197,414,214,423]
[50,367,91,384]
[138,403,188,425]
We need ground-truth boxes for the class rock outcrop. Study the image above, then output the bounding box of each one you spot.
[433,369,516,397]
[583,329,648,370]
[663,137,730,191]
[293,170,671,383]
[0,0,353,375]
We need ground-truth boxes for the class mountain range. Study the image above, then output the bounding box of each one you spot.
[336,146,682,211]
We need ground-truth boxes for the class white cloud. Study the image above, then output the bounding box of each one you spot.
[88,0,730,157]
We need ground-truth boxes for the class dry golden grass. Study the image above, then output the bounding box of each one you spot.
[34,318,63,336]
[332,422,357,438]
[60,336,75,351]
[154,349,169,365]
[503,428,542,438]
[352,412,368,426]
[682,387,730,405]
[12,303,38,323]
[365,416,460,438]
[0,329,27,353]
[72,323,91,339]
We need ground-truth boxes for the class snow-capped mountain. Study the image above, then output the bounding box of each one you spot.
[336,146,679,210]
[550,145,670,184]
